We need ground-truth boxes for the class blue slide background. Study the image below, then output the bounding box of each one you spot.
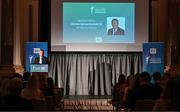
[143,42,164,76]
[63,3,135,43]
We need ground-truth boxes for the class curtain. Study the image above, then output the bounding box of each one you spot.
[48,53,142,95]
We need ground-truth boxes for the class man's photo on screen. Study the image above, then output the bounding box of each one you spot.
[107,18,125,35]
[34,49,48,64]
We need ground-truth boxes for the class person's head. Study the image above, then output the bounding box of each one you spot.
[23,72,31,81]
[140,72,151,85]
[8,77,23,95]
[111,19,119,29]
[163,72,171,80]
[47,77,54,89]
[39,49,44,57]
[11,73,23,81]
[27,75,39,89]
[127,74,136,90]
[134,73,141,88]
[118,74,126,85]
[152,72,161,82]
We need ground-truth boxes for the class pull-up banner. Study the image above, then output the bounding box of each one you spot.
[143,42,164,75]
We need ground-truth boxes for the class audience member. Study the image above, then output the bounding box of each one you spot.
[152,72,163,99]
[43,77,55,96]
[112,74,126,110]
[124,75,134,106]
[21,75,44,100]
[0,78,10,96]
[129,72,155,110]
[22,72,31,88]
[23,72,31,81]
[124,73,140,110]
[1,77,32,111]
[133,73,141,89]
[153,79,180,111]
[123,75,131,101]
[160,72,171,90]
[11,73,23,81]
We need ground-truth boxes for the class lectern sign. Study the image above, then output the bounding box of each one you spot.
[30,64,48,72]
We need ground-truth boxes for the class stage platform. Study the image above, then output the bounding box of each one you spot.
[59,95,114,111]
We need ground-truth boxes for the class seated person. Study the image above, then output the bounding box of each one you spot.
[152,72,163,99]
[34,49,48,64]
[21,75,44,100]
[1,78,32,111]
[130,72,155,110]
[43,77,55,96]
[153,79,180,111]
[112,74,126,110]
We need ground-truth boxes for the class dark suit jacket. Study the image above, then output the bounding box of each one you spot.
[34,56,48,64]
[108,27,125,35]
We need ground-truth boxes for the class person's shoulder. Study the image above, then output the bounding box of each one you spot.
[117,27,124,31]
[34,56,39,59]
[108,28,113,31]
[43,56,48,60]
[108,28,113,34]
[33,56,39,63]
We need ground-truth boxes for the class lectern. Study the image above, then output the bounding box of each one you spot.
[30,64,48,86]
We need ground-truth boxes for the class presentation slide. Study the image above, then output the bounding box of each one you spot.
[51,0,149,51]
[63,3,134,43]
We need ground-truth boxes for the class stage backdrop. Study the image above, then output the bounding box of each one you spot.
[143,42,164,75]
[25,42,48,72]
[48,53,142,95]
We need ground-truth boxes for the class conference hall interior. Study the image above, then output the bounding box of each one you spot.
[0,0,180,111]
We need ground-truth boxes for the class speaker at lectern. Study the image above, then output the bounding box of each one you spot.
[25,42,48,72]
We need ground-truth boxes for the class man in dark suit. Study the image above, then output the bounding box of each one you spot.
[107,19,125,35]
[34,49,48,64]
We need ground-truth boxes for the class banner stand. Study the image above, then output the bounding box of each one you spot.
[143,42,164,76]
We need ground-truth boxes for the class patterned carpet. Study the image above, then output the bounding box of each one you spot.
[56,95,114,111]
